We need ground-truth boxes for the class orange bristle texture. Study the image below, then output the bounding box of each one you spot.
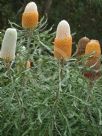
[54,36,72,59]
[85,40,101,58]
[22,12,38,29]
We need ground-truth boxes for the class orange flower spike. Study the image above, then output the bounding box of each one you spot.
[54,20,72,60]
[22,2,39,29]
[84,40,101,81]
[85,40,101,58]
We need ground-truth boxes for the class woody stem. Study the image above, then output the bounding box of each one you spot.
[57,59,64,98]
[26,30,32,57]
[87,80,94,102]
[4,59,12,70]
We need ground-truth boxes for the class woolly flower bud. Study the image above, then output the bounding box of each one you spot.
[0,28,17,61]
[22,2,39,29]
[54,20,72,59]
[85,40,101,58]
[56,20,71,39]
[24,2,37,13]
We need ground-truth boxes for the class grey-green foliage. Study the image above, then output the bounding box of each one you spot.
[0,18,102,136]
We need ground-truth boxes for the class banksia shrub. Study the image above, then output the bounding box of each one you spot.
[84,40,101,80]
[22,2,39,29]
[54,20,72,60]
[0,28,17,62]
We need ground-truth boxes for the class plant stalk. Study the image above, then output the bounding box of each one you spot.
[57,59,64,98]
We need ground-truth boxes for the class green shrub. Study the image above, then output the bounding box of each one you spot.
[0,17,102,136]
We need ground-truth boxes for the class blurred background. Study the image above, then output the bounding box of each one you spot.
[0,0,102,43]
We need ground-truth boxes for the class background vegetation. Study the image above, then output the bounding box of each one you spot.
[0,19,102,135]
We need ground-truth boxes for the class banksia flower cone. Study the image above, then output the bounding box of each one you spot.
[22,2,39,29]
[74,37,90,56]
[54,20,72,60]
[0,28,17,62]
[85,40,101,58]
[84,40,101,81]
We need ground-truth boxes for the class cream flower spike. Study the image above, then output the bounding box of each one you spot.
[24,2,37,13]
[56,20,71,39]
[0,28,17,62]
